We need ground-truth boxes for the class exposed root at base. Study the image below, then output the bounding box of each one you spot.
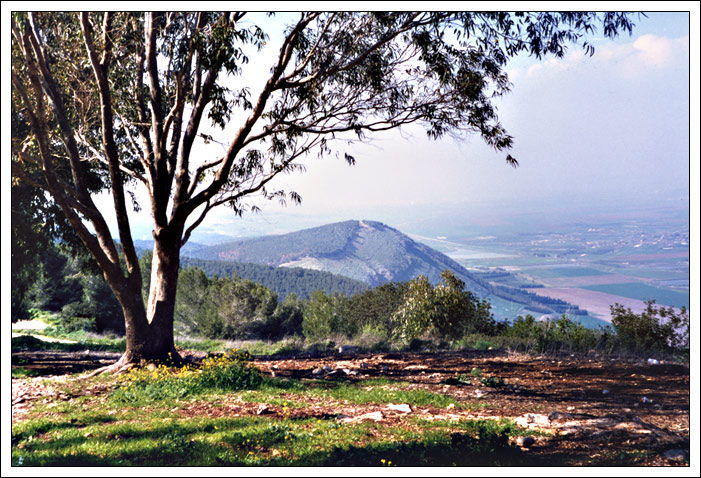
[83,350,186,377]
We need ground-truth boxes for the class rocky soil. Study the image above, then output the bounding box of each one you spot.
[12,348,691,466]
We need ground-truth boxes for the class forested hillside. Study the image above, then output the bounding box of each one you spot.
[179,257,368,299]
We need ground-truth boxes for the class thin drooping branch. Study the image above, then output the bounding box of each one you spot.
[12,60,123,282]
[180,13,318,221]
[131,14,157,188]
[26,14,92,200]
[18,16,123,274]
[80,12,142,286]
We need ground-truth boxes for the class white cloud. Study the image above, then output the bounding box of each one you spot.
[514,34,689,81]
[632,34,689,68]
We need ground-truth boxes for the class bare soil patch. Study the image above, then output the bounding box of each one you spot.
[253,350,690,466]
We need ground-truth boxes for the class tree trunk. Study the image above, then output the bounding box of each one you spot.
[96,233,183,372]
[143,235,181,360]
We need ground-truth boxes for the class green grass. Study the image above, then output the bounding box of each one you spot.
[12,367,40,378]
[582,283,689,309]
[11,335,126,353]
[12,412,530,466]
[12,366,529,467]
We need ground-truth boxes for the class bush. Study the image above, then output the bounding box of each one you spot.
[610,301,689,355]
[302,291,343,341]
[58,302,97,333]
[111,349,262,404]
[392,271,495,343]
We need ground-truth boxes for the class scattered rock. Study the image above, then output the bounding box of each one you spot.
[338,345,359,355]
[339,411,384,423]
[515,413,551,429]
[256,404,274,415]
[663,449,688,462]
[548,411,571,422]
[387,403,412,414]
[312,367,324,376]
[602,389,610,395]
[516,436,536,448]
[647,358,660,365]
[473,389,485,398]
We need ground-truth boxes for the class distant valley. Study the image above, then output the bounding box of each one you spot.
[134,205,689,326]
[166,220,591,322]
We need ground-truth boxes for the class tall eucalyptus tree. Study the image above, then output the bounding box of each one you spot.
[11,12,636,369]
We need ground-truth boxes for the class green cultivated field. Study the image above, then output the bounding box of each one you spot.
[522,267,611,279]
[582,283,689,309]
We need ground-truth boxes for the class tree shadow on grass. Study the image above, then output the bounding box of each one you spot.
[12,416,541,467]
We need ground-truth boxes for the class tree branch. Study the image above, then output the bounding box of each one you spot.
[81,12,142,286]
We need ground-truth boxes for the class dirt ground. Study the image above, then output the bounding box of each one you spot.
[11,348,691,467]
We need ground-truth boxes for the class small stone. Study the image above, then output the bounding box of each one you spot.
[387,403,412,413]
[516,436,536,448]
[602,389,610,395]
[339,411,384,423]
[312,367,324,375]
[663,449,688,462]
[256,404,273,415]
[338,345,359,355]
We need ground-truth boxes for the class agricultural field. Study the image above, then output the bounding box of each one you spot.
[11,337,691,468]
[524,288,654,322]
[521,267,613,279]
[582,283,690,310]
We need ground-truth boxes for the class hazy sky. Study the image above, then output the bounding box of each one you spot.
[186,11,694,239]
[4,9,695,241]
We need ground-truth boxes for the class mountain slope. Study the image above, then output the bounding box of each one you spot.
[179,256,368,299]
[185,220,492,294]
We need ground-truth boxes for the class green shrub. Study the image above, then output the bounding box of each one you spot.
[302,291,343,340]
[610,301,689,355]
[480,376,505,388]
[111,349,262,404]
[392,271,494,343]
